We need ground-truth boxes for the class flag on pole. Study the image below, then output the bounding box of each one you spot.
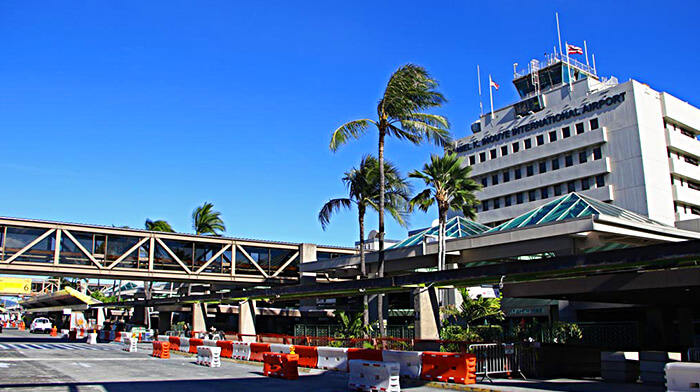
[567,43,583,55]
[490,79,499,90]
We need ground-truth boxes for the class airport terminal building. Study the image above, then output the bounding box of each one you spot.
[454,54,700,228]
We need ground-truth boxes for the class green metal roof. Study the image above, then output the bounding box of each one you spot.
[390,216,490,249]
[486,192,670,233]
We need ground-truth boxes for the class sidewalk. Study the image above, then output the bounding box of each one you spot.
[409,378,665,392]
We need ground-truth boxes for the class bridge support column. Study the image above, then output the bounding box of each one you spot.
[299,243,317,311]
[96,307,107,328]
[412,287,441,351]
[239,300,256,342]
[191,302,207,335]
[158,311,173,333]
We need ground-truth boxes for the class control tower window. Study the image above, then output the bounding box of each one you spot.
[562,127,571,138]
[515,168,522,180]
[593,147,602,160]
[565,155,574,167]
[536,135,545,146]
[590,118,599,130]
[524,139,532,149]
[490,149,497,159]
[549,131,557,142]
[579,151,588,164]
[501,146,508,156]
[469,155,476,165]
[512,142,520,153]
[576,123,585,134]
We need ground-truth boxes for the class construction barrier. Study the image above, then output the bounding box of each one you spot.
[203,339,218,347]
[61,329,69,339]
[230,341,251,360]
[688,348,700,362]
[293,345,318,368]
[469,343,524,381]
[666,362,700,392]
[122,337,138,352]
[168,336,181,351]
[263,352,299,380]
[601,351,639,382]
[50,327,57,337]
[86,332,97,345]
[348,359,401,392]
[152,341,171,359]
[317,346,349,372]
[382,350,423,379]
[189,338,204,354]
[157,336,169,342]
[179,337,190,353]
[640,351,681,384]
[197,346,222,368]
[421,352,476,385]
[249,343,271,362]
[347,348,383,362]
[269,343,292,354]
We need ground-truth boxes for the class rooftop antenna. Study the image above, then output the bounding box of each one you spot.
[477,65,483,116]
[584,40,590,69]
[556,13,563,59]
[512,62,518,78]
[592,54,597,75]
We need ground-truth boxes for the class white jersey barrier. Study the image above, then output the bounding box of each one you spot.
[348,360,401,392]
[317,347,349,372]
[640,351,681,384]
[61,329,69,339]
[203,339,218,347]
[666,362,700,392]
[86,332,97,345]
[157,336,169,342]
[269,343,292,354]
[197,346,222,368]
[122,337,138,352]
[231,342,251,360]
[382,350,422,379]
[179,337,190,353]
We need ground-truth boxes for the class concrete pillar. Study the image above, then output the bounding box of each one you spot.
[413,287,441,351]
[158,311,173,333]
[299,243,317,311]
[96,307,107,328]
[239,299,257,342]
[677,307,693,349]
[191,302,207,334]
[131,306,146,326]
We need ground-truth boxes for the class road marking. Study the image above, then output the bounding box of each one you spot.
[0,343,120,351]
[0,358,152,361]
[0,363,9,368]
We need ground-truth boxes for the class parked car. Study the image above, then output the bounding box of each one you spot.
[30,317,52,334]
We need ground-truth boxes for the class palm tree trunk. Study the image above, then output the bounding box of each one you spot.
[438,209,447,306]
[359,209,369,330]
[377,127,386,337]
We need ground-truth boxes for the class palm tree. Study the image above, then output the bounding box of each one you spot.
[319,155,411,328]
[192,202,226,235]
[409,153,480,274]
[144,219,175,233]
[330,64,451,335]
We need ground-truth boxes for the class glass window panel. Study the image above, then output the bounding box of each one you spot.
[162,239,194,268]
[105,235,140,263]
[237,246,269,275]
[271,248,297,276]
[59,235,91,265]
[3,227,54,263]
[153,242,183,271]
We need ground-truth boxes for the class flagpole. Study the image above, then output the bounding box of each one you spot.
[489,74,494,121]
[556,13,563,59]
[566,42,573,93]
[592,54,597,75]
[584,40,590,68]
[477,65,483,116]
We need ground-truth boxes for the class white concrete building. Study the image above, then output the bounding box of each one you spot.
[454,54,700,227]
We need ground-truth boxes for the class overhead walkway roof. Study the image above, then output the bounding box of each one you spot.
[389,216,489,249]
[21,287,101,313]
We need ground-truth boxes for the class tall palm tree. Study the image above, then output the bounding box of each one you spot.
[192,202,226,235]
[330,64,451,335]
[319,155,411,328]
[409,153,480,274]
[144,219,175,233]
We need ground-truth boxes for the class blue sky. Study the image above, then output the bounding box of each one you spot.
[0,1,698,247]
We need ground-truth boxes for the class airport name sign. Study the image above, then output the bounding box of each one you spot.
[457,91,627,153]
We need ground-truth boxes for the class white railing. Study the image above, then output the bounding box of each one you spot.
[514,53,596,79]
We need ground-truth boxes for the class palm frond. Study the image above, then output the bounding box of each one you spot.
[318,198,353,230]
[329,119,374,152]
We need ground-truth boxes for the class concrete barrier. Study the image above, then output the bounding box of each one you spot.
[382,350,422,379]
[640,351,681,384]
[601,351,639,382]
[86,332,97,345]
[196,346,221,368]
[666,362,700,392]
[317,346,348,372]
[348,359,401,392]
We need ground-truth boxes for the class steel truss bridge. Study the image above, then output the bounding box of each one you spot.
[0,217,354,284]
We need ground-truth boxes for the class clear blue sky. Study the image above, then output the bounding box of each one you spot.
[0,1,698,247]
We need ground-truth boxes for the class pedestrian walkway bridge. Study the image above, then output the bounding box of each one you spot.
[0,216,354,284]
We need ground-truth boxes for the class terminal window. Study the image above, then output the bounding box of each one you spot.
[482,201,489,211]
[526,165,534,177]
[480,152,486,162]
[552,158,560,170]
[503,171,510,182]
[493,198,500,209]
[541,187,549,199]
[590,118,599,130]
[579,151,588,163]
[490,149,497,159]
[567,181,576,193]
[562,127,571,138]
[596,174,605,187]
[501,146,508,156]
[481,178,488,187]
[524,139,532,149]
[539,161,547,174]
[536,135,545,146]
[581,178,590,190]
[492,174,499,185]
[576,123,585,134]
[505,195,512,207]
[512,142,520,153]
[549,131,557,142]
[516,193,524,204]
[593,147,602,160]
[554,184,563,196]
[565,155,574,167]
[469,155,476,165]
[528,190,537,202]
[515,168,522,180]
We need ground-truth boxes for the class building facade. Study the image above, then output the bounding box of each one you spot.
[454,54,700,227]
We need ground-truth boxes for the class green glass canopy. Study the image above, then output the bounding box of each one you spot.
[389,216,490,249]
[486,192,670,233]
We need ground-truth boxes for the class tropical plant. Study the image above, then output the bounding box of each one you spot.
[319,155,411,330]
[333,310,372,340]
[90,291,117,303]
[330,64,451,336]
[144,219,175,233]
[409,153,480,272]
[192,202,226,235]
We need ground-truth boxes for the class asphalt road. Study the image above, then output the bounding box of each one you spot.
[0,329,663,392]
